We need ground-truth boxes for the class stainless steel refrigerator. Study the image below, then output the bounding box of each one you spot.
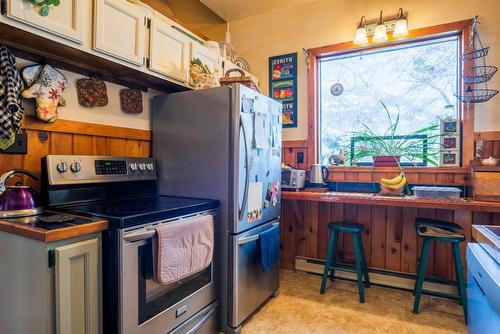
[152,84,282,333]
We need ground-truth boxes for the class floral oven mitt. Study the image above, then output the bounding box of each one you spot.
[21,64,67,122]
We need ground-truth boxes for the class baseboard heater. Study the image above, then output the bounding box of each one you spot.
[294,256,459,295]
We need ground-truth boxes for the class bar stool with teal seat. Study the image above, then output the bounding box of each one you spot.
[320,222,370,303]
[413,218,467,323]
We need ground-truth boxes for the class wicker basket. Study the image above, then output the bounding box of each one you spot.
[220,68,260,92]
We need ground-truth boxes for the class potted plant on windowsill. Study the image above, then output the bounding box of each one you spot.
[346,101,442,168]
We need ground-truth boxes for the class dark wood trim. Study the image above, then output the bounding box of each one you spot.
[282,191,500,213]
[306,19,474,168]
[283,140,308,148]
[329,166,468,174]
[461,22,475,166]
[23,116,152,141]
[308,20,472,56]
[475,131,500,141]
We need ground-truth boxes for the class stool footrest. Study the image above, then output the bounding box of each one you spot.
[421,289,462,301]
[328,266,358,273]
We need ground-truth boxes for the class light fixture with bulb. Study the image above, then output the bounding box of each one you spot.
[352,8,409,44]
[353,16,368,45]
[393,8,409,38]
[373,11,388,43]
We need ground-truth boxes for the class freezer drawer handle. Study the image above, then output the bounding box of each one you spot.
[238,235,259,245]
[237,222,279,245]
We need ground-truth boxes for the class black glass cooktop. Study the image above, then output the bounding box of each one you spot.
[57,196,219,228]
[5,212,96,230]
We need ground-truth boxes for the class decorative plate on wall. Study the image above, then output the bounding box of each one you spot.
[235,56,250,72]
[330,83,344,96]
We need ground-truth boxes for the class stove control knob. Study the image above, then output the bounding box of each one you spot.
[146,163,154,171]
[129,163,138,172]
[56,162,68,173]
[138,163,146,171]
[70,162,81,173]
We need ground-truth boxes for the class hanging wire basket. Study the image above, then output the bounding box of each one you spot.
[462,65,498,84]
[462,47,489,62]
[455,86,499,103]
[462,17,489,62]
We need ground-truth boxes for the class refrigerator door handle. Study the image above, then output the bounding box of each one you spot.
[238,114,250,221]
[237,222,279,245]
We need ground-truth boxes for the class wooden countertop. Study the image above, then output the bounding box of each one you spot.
[282,191,500,212]
[0,214,108,243]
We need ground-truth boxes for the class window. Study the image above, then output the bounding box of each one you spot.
[319,36,459,166]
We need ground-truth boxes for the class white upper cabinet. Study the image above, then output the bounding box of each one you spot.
[93,0,146,66]
[191,43,222,78]
[149,18,190,83]
[6,0,86,44]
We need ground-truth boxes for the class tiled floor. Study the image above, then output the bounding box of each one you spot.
[241,270,467,334]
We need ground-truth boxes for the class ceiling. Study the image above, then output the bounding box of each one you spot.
[199,0,318,21]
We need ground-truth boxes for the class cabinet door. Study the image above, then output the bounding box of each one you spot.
[149,18,190,82]
[7,0,86,44]
[94,0,145,66]
[191,43,222,78]
[55,238,99,334]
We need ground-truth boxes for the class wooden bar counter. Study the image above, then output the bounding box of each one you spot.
[280,191,500,280]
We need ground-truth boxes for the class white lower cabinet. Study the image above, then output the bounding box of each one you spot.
[55,238,100,334]
[6,0,87,44]
[149,17,190,83]
[93,0,146,66]
[0,232,102,334]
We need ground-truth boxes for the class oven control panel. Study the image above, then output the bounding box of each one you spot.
[46,155,156,185]
[95,160,127,175]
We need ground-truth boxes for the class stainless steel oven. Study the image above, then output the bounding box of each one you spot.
[120,210,217,334]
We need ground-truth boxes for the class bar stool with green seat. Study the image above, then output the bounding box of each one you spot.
[413,218,467,323]
[320,222,370,303]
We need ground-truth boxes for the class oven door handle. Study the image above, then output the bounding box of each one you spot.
[123,228,156,242]
[185,306,216,334]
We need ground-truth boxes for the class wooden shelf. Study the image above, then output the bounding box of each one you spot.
[0,22,191,93]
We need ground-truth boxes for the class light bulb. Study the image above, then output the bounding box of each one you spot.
[373,23,388,42]
[393,9,408,38]
[354,26,368,45]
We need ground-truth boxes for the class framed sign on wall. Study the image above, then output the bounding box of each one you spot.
[269,52,298,128]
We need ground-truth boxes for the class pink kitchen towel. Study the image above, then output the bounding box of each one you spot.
[154,214,214,285]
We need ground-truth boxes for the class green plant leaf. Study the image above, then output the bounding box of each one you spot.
[39,5,49,16]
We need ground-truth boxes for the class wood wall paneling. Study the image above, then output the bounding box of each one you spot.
[0,116,152,191]
[281,199,499,280]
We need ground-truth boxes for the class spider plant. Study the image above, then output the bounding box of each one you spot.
[345,101,442,167]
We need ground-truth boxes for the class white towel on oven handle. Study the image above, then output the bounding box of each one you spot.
[153,214,214,285]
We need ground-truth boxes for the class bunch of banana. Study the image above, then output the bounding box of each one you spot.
[380,172,407,194]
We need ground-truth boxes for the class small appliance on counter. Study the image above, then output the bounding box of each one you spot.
[0,169,43,218]
[308,164,329,188]
[467,225,500,333]
[281,166,306,191]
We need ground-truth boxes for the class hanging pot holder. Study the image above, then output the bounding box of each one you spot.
[77,78,108,107]
[21,64,43,87]
[120,89,143,113]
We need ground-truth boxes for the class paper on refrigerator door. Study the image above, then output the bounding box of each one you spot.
[247,182,263,223]
[253,112,269,149]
